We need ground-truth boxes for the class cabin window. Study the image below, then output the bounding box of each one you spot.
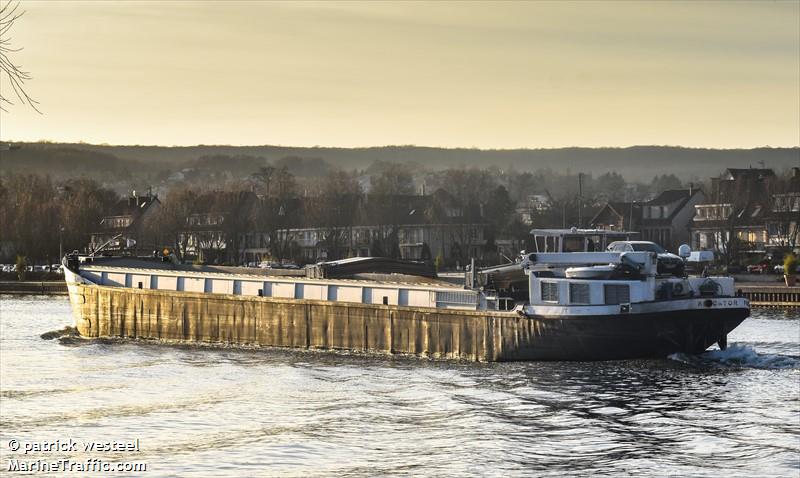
[535,236,546,252]
[587,236,602,252]
[541,282,559,303]
[546,236,558,252]
[569,283,590,304]
[604,284,630,305]
[562,236,584,253]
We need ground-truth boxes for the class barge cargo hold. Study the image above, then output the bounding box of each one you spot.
[62,249,750,362]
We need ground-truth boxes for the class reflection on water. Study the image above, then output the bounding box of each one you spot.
[1,296,798,477]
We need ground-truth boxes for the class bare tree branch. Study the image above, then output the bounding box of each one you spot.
[0,1,40,113]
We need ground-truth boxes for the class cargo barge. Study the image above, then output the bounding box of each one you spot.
[62,238,750,361]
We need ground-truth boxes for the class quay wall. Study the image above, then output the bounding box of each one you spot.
[0,281,68,295]
[738,285,800,308]
[72,284,530,362]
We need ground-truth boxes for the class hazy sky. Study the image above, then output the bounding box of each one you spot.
[1,1,798,148]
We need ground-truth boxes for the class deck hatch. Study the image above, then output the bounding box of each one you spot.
[435,290,478,308]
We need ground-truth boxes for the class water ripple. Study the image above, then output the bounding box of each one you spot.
[669,344,800,369]
[0,298,798,477]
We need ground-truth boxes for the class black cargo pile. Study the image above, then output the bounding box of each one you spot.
[306,257,436,279]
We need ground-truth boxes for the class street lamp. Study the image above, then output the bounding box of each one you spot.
[59,226,65,260]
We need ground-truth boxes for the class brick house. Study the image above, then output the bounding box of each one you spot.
[90,191,160,254]
[691,168,775,256]
[639,188,705,252]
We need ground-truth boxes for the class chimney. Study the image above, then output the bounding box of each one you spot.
[129,190,137,207]
[689,182,693,196]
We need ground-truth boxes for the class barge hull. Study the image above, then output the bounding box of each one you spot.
[69,283,748,362]
[70,284,514,362]
[508,309,748,361]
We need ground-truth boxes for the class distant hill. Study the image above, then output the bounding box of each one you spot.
[0,145,141,181]
[2,142,798,183]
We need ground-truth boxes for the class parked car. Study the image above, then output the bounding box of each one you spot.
[607,241,685,276]
[746,263,770,274]
[260,261,301,270]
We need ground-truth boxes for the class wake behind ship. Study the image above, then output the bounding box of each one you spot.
[63,231,749,361]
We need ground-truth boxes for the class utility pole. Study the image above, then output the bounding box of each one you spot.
[580,173,585,228]
[625,186,634,232]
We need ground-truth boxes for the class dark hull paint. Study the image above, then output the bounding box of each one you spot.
[512,308,750,361]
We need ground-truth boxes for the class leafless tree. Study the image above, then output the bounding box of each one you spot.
[144,187,198,261]
[710,212,743,266]
[433,168,496,265]
[306,170,362,260]
[252,166,299,262]
[211,190,256,264]
[251,166,276,196]
[0,174,112,265]
[0,1,39,112]
[368,164,415,258]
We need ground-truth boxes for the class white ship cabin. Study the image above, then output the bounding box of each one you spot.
[530,228,637,253]
[518,251,736,312]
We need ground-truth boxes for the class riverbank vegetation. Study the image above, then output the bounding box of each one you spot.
[1,157,796,268]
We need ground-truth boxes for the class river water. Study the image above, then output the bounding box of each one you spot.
[0,296,798,477]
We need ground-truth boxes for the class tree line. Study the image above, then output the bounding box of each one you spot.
[0,175,117,265]
[0,165,693,266]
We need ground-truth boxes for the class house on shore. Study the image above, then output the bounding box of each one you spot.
[589,202,642,232]
[172,188,496,267]
[590,188,704,252]
[180,191,259,264]
[639,188,705,252]
[766,168,800,251]
[690,168,793,258]
[240,189,491,268]
[90,191,160,254]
